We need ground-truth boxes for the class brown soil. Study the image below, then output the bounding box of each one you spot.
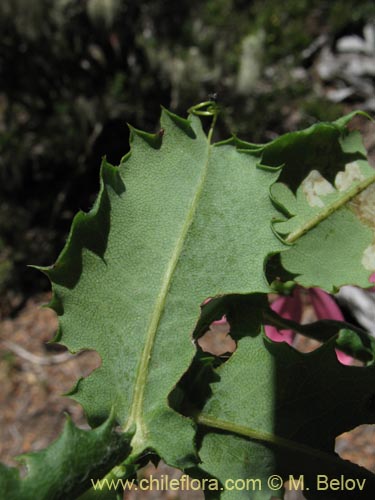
[0,294,99,467]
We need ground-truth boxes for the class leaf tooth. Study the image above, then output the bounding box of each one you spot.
[119,149,131,165]
[27,263,52,275]
[63,376,84,397]
[39,158,123,290]
[101,160,126,196]
[50,324,63,343]
[128,124,163,150]
[214,134,265,152]
[43,289,64,316]
[214,136,236,147]
[234,137,265,152]
[161,106,197,138]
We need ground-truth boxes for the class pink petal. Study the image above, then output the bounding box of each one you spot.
[265,323,295,344]
[271,287,303,322]
[335,349,353,366]
[210,315,230,333]
[212,315,227,325]
[265,287,303,345]
[308,288,354,365]
[308,288,344,321]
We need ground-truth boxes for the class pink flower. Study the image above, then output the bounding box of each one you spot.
[265,287,353,365]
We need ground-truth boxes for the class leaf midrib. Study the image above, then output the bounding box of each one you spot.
[285,173,375,243]
[125,131,213,444]
[197,414,362,472]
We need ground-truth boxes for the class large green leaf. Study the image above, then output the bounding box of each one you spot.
[41,109,283,472]
[192,297,375,499]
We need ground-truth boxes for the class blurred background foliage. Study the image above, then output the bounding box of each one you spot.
[0,0,374,312]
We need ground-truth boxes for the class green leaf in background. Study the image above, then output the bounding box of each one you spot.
[260,112,370,192]
[267,113,375,290]
[0,413,131,500]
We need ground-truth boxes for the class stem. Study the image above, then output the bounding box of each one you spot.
[188,100,220,144]
[207,111,218,144]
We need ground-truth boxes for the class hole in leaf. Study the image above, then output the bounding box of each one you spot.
[197,316,236,357]
[335,424,375,473]
[349,181,375,229]
[265,253,298,285]
[291,332,322,353]
[169,310,231,417]
[302,169,335,207]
